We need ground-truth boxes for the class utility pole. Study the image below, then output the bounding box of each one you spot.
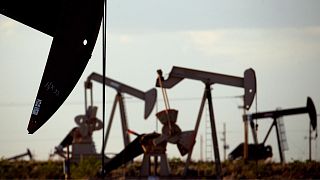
[238,100,248,161]
[221,123,229,161]
[200,135,203,161]
[309,122,312,161]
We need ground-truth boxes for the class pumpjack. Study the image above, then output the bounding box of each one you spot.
[99,66,252,178]
[84,72,157,153]
[6,148,33,161]
[99,70,195,177]
[54,106,103,162]
[232,97,317,163]
[154,66,256,178]
[53,72,157,165]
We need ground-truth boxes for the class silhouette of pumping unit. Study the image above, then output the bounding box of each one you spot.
[243,97,317,163]
[53,106,103,162]
[84,72,157,155]
[6,148,33,161]
[156,66,256,178]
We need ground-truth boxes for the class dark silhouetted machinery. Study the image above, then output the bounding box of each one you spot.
[153,66,256,178]
[228,143,272,161]
[230,97,317,162]
[53,73,158,177]
[6,148,33,161]
[0,0,105,134]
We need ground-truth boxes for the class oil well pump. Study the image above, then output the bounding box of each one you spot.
[54,106,103,162]
[155,66,257,178]
[6,148,33,161]
[53,72,157,164]
[100,70,195,177]
[229,97,318,163]
[97,66,256,178]
[84,72,157,154]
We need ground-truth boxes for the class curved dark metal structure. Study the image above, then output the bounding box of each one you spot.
[0,0,104,134]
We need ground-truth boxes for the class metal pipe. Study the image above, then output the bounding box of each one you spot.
[206,84,222,179]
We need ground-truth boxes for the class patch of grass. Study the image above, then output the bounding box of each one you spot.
[1,158,319,179]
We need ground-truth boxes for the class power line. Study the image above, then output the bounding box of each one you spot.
[0,94,244,107]
[0,137,60,143]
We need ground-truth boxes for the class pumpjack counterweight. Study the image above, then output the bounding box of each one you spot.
[155,66,257,179]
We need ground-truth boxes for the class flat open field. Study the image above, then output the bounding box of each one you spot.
[1,158,319,179]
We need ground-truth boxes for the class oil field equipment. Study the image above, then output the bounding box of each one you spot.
[1,0,105,134]
[54,106,103,162]
[84,72,157,154]
[155,66,256,178]
[6,148,33,161]
[53,73,157,176]
[239,97,317,163]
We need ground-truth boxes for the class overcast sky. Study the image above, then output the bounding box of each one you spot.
[1,0,320,162]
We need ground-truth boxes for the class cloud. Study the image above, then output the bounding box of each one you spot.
[303,26,320,36]
[186,31,224,53]
[184,27,320,65]
[107,1,320,33]
[118,34,132,45]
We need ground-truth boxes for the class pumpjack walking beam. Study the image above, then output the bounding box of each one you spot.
[6,148,33,161]
[156,66,256,178]
[85,72,157,154]
[245,97,317,163]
